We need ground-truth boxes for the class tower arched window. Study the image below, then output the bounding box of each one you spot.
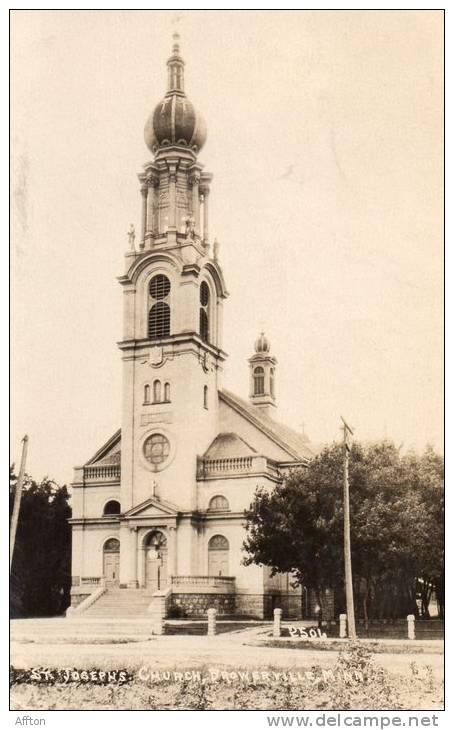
[148,302,170,340]
[144,384,150,404]
[253,366,265,396]
[153,380,162,403]
[203,385,208,409]
[148,275,171,340]
[199,281,210,343]
[103,500,121,516]
[270,368,275,399]
[164,382,171,403]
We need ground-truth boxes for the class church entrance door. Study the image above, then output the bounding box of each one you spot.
[208,535,229,576]
[103,538,120,587]
[144,530,168,592]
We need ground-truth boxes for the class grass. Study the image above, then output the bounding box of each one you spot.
[10,644,444,711]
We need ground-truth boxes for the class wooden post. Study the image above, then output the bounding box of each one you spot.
[10,436,28,571]
[341,417,356,639]
[407,614,415,640]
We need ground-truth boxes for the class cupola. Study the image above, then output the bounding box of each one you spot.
[248,332,277,416]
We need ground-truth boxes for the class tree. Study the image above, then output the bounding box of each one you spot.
[243,440,444,621]
[10,469,72,617]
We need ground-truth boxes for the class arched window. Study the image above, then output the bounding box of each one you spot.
[144,384,150,404]
[103,500,121,516]
[199,281,210,343]
[254,366,265,396]
[153,380,161,403]
[148,274,171,340]
[208,495,229,511]
[208,534,229,576]
[148,302,170,340]
[203,385,208,409]
[164,382,171,402]
[103,537,120,552]
[270,368,275,398]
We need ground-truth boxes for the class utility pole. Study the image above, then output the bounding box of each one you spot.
[10,435,28,571]
[340,416,356,639]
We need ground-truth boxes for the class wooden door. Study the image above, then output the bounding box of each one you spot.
[145,545,167,591]
[103,551,120,587]
[208,535,230,576]
[208,549,229,576]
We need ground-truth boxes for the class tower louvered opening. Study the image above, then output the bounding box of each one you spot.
[199,281,210,343]
[148,302,170,340]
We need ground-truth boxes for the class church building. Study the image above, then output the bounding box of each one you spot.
[69,35,318,620]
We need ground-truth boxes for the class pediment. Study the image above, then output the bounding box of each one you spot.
[86,429,121,466]
[123,496,180,519]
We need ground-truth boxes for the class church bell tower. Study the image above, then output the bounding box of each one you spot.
[117,33,229,520]
[249,333,277,416]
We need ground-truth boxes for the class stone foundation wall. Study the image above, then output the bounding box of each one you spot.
[172,592,305,620]
[172,592,235,617]
[235,593,265,618]
[70,592,91,608]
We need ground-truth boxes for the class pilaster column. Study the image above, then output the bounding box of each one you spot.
[146,176,158,237]
[168,525,177,577]
[128,526,139,588]
[190,173,200,236]
[200,186,209,244]
[168,164,177,229]
[140,184,148,248]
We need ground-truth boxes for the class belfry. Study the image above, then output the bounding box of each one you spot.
[69,36,321,620]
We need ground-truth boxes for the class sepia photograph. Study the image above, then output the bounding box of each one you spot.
[10,8,444,716]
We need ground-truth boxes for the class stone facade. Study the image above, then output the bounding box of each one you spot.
[69,36,317,620]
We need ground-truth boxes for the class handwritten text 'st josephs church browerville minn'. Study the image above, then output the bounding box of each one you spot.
[69,34,327,620]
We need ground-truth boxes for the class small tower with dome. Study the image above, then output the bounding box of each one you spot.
[248,333,277,415]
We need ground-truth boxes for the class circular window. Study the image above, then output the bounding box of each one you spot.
[143,433,170,466]
[150,274,170,300]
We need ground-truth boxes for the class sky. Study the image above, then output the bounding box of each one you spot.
[10,10,444,485]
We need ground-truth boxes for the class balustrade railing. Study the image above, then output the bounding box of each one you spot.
[171,575,235,587]
[84,464,121,481]
[197,454,282,480]
[80,576,104,586]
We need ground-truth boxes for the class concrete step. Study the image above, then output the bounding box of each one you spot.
[80,588,155,618]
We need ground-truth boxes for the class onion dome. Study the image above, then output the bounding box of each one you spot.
[255,332,271,354]
[144,33,207,154]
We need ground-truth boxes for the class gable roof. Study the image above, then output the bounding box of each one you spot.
[219,389,315,462]
[203,432,257,459]
[85,429,121,466]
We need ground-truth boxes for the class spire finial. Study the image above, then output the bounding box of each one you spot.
[172,31,180,55]
[166,31,185,94]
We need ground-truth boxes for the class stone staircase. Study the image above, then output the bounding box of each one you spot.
[80,588,154,618]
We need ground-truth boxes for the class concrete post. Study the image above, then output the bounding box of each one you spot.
[148,591,167,635]
[339,613,347,638]
[407,614,415,640]
[207,608,217,636]
[273,608,282,638]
